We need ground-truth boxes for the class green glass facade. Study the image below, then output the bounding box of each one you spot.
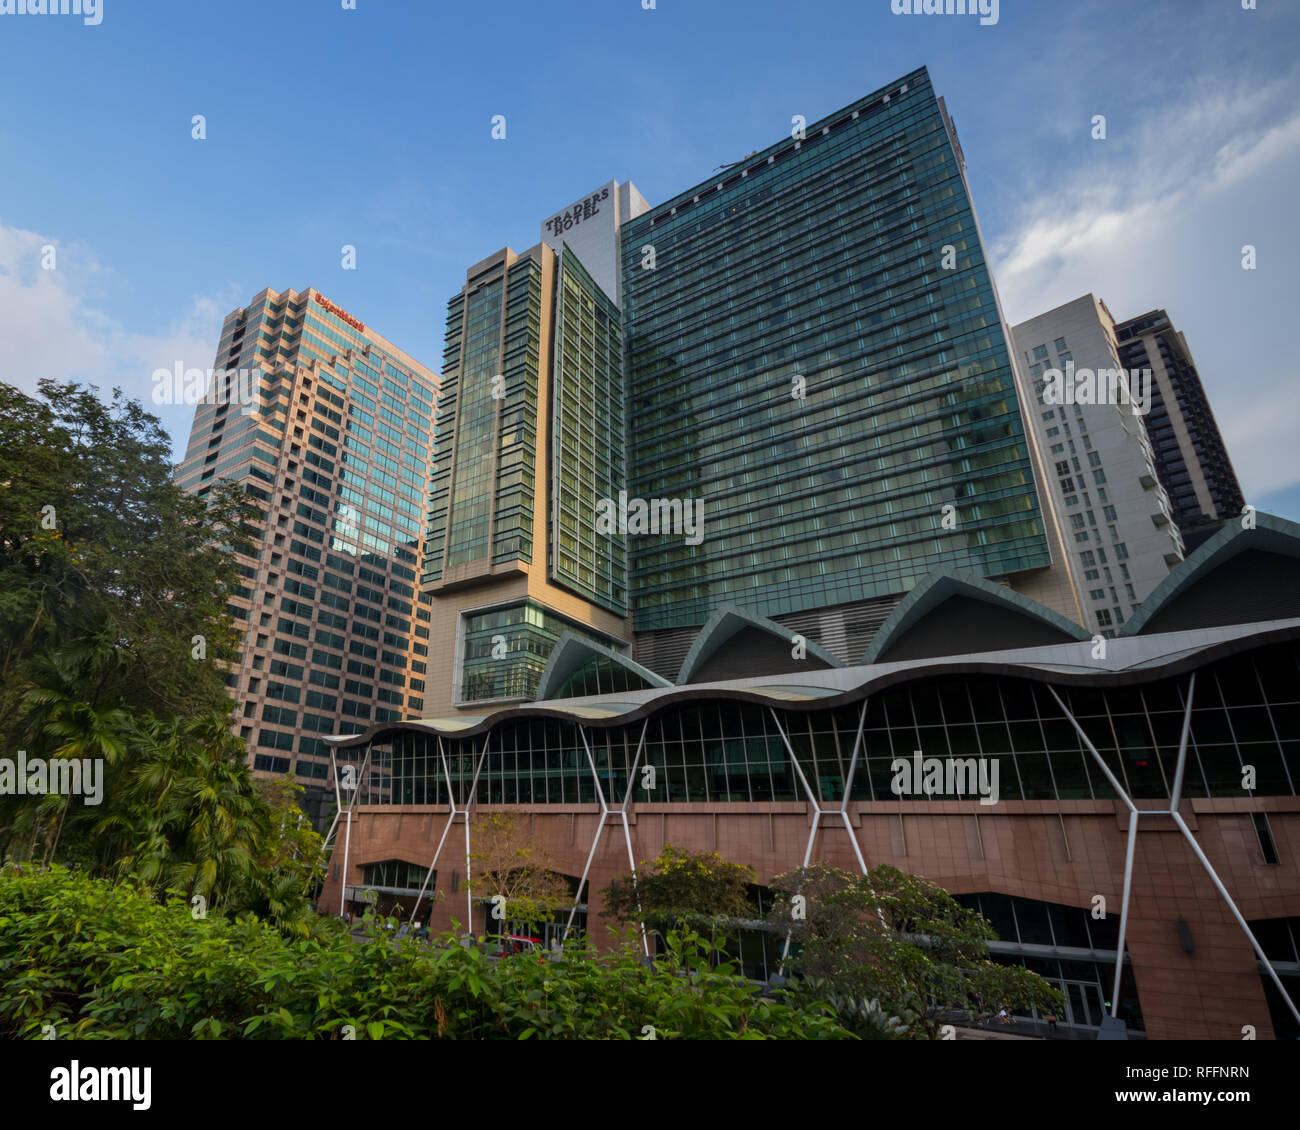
[444,277,503,568]
[457,599,621,704]
[359,641,1300,807]
[425,257,541,583]
[551,246,628,616]
[620,67,1051,632]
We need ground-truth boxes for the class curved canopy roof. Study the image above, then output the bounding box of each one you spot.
[326,617,1300,747]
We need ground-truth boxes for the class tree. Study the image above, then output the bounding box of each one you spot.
[768,862,1064,1038]
[467,812,572,935]
[0,380,255,731]
[0,380,323,935]
[601,844,756,946]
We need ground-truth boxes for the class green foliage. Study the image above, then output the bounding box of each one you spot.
[793,977,919,1040]
[0,866,852,1041]
[0,380,255,736]
[0,380,320,933]
[601,843,757,943]
[466,811,572,932]
[769,862,1064,1037]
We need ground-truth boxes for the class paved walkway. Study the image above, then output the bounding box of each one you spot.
[951,1024,1039,1040]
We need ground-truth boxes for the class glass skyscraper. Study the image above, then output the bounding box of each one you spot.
[422,184,650,714]
[420,70,1080,709]
[621,67,1058,656]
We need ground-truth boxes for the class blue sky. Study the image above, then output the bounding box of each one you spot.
[1,0,1297,519]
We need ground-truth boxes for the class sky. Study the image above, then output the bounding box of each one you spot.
[1,0,1297,519]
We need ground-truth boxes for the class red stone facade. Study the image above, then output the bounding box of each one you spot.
[318,796,1300,1039]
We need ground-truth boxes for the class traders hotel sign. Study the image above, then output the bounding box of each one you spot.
[543,185,610,237]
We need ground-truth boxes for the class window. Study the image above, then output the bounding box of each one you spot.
[1053,337,1067,353]
[1089,589,1106,601]
[1254,813,1280,865]
[1114,543,1130,561]
[1096,609,1113,627]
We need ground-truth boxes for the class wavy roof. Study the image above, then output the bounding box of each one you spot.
[326,617,1300,747]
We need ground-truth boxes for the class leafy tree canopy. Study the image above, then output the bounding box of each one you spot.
[769,862,1064,1037]
[601,843,757,942]
[0,381,319,933]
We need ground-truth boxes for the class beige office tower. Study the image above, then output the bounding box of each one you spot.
[421,182,650,716]
[174,286,440,822]
[1012,295,1185,635]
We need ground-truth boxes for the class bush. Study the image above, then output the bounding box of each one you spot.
[0,865,851,1041]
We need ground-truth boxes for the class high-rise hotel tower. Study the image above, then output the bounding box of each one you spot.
[422,183,651,713]
[174,286,439,820]
[422,66,1082,712]
[620,67,1080,674]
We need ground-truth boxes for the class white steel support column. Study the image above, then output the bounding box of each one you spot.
[462,735,490,931]
[321,742,345,856]
[1050,674,1300,1030]
[770,708,835,969]
[408,735,488,931]
[616,720,652,956]
[564,724,610,941]
[1049,683,1145,1019]
[837,701,871,875]
[410,737,455,925]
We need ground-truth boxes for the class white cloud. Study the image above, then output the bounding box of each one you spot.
[990,72,1300,501]
[0,220,238,458]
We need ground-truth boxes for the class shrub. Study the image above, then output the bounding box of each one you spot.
[0,865,851,1041]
